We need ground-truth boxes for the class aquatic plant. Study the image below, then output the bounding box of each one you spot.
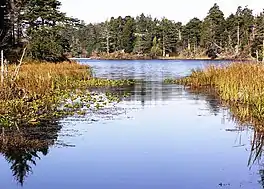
[167,62,264,124]
[0,61,134,128]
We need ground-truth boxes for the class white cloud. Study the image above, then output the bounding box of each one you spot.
[60,0,264,24]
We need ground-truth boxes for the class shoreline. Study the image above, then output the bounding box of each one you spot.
[71,57,254,61]
[167,62,264,128]
[0,62,135,128]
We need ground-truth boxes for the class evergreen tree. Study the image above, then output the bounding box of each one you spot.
[235,6,254,55]
[23,0,70,61]
[182,18,202,53]
[150,36,162,57]
[2,0,264,61]
[108,17,122,52]
[252,11,264,61]
[133,14,153,54]
[225,14,237,50]
[0,0,11,49]
[159,18,178,56]
[121,16,135,53]
[201,3,226,58]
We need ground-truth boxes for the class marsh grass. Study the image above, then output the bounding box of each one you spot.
[167,62,264,124]
[0,61,134,128]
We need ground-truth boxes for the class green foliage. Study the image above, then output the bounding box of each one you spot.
[235,6,254,49]
[64,3,263,59]
[160,18,179,56]
[0,0,11,48]
[183,18,202,48]
[133,14,154,54]
[251,11,264,60]
[150,37,162,57]
[2,1,264,60]
[28,27,70,61]
[201,3,226,48]
[23,0,70,61]
[122,16,136,53]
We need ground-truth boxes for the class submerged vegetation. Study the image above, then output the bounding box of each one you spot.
[0,62,134,128]
[166,62,264,127]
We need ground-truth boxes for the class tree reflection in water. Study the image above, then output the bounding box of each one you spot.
[186,87,264,188]
[248,130,264,188]
[2,85,264,186]
[0,124,61,186]
[185,87,222,115]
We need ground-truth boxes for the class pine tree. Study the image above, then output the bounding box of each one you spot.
[121,16,135,53]
[252,11,264,61]
[182,18,202,53]
[23,0,70,61]
[0,0,11,49]
[150,36,162,57]
[225,14,237,51]
[201,3,226,58]
[133,14,153,54]
[159,18,178,56]
[235,6,254,55]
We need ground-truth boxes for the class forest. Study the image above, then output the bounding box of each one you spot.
[1,0,264,61]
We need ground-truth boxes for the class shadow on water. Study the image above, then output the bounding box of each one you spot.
[185,87,264,188]
[122,81,264,173]
[0,123,62,186]
[3,79,264,188]
[3,59,264,188]
[249,130,264,188]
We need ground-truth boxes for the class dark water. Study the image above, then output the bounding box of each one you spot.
[0,59,263,189]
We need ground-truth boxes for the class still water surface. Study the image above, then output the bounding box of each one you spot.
[0,60,263,189]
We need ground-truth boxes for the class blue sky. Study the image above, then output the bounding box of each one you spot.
[60,0,264,24]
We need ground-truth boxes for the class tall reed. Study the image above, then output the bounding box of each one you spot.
[175,62,264,122]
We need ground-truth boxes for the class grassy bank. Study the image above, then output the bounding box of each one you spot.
[0,62,134,128]
[166,62,264,126]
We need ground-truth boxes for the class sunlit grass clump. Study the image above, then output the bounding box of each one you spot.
[171,62,264,122]
[0,61,134,127]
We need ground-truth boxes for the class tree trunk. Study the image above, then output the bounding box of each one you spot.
[256,50,259,62]
[10,0,15,45]
[178,29,182,41]
[106,33,110,55]
[236,24,240,54]
[4,59,8,78]
[252,25,255,40]
[262,39,264,63]
[1,50,4,85]
[194,41,196,55]
[163,43,165,57]
[106,22,110,55]
[162,32,165,57]
[228,34,232,48]
[187,39,191,51]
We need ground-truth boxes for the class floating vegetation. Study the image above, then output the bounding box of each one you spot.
[0,62,134,128]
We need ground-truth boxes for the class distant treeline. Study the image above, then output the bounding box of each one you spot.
[1,1,264,61]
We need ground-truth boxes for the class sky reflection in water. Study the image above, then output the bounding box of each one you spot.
[0,60,263,189]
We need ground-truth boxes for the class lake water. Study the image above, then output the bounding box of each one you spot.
[0,60,263,189]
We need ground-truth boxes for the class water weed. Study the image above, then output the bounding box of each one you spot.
[0,62,134,128]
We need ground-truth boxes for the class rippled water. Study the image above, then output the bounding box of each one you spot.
[0,60,263,189]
